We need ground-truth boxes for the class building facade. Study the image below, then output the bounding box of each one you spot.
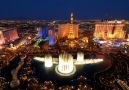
[0,28,19,45]
[58,13,79,39]
[37,27,48,38]
[94,20,126,39]
[48,29,55,45]
[0,31,5,45]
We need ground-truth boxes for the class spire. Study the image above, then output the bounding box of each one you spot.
[68,13,74,39]
[70,13,73,24]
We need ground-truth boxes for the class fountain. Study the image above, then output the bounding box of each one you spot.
[45,54,53,67]
[33,52,103,76]
[58,53,73,74]
[77,52,84,62]
[55,53,76,76]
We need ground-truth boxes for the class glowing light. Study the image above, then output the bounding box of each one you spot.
[85,59,103,64]
[45,54,53,67]
[0,31,5,45]
[33,54,104,76]
[82,37,88,43]
[33,57,44,62]
[99,41,105,44]
[55,65,76,76]
[93,37,99,43]
[58,53,74,74]
[77,52,84,62]
[0,31,2,34]
[48,30,54,45]
[124,50,127,54]
[69,41,75,48]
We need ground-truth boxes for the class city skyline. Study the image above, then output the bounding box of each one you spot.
[0,1,129,89]
[0,0,129,20]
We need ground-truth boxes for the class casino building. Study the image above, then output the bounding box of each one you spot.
[37,27,55,45]
[37,27,48,38]
[0,28,19,45]
[58,13,79,39]
[94,20,126,40]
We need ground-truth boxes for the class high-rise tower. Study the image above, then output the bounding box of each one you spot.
[58,13,78,39]
[68,13,74,39]
[70,13,73,24]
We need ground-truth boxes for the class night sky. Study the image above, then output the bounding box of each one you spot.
[0,0,129,20]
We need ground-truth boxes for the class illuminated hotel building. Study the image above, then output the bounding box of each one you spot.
[0,31,5,45]
[37,27,55,45]
[0,28,19,45]
[58,13,79,39]
[94,20,126,39]
[37,27,48,38]
[48,29,55,45]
